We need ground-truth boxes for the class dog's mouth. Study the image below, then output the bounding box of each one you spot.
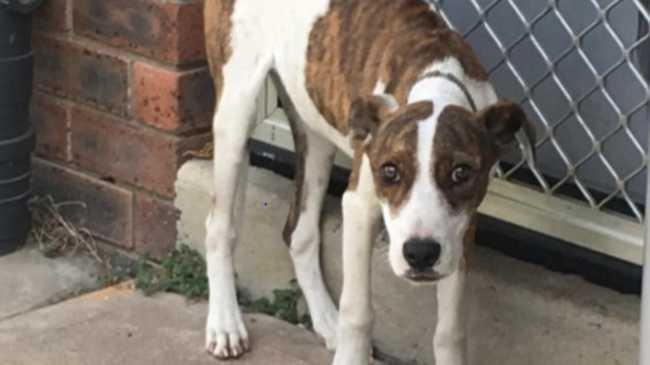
[404,269,443,283]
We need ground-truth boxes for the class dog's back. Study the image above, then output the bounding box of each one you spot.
[303,0,450,133]
[205,0,487,148]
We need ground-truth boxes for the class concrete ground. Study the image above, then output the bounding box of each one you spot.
[0,245,103,321]
[177,161,641,364]
[0,284,333,365]
[0,245,333,365]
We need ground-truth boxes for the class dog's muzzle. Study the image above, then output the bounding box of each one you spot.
[403,238,442,282]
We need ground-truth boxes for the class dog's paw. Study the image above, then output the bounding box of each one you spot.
[312,304,338,350]
[205,307,249,359]
[331,333,371,365]
[332,346,371,365]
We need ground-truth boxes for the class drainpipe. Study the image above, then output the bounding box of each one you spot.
[0,0,43,256]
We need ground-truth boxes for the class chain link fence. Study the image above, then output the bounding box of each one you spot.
[430,0,650,223]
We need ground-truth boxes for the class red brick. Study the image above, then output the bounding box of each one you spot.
[34,0,72,32]
[31,92,70,162]
[74,0,205,65]
[134,193,179,259]
[133,62,214,133]
[32,158,134,248]
[70,105,211,197]
[33,34,129,117]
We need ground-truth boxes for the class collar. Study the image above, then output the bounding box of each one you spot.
[417,71,478,113]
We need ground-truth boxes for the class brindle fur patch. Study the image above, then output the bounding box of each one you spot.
[204,0,236,108]
[306,0,487,135]
[433,105,497,211]
[347,99,430,191]
[477,101,528,155]
[365,101,433,212]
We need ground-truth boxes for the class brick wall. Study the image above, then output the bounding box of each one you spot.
[31,0,213,259]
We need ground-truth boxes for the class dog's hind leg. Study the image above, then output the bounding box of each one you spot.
[268,71,339,350]
[204,19,273,359]
[284,121,339,350]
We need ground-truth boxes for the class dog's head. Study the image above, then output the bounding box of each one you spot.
[349,94,530,283]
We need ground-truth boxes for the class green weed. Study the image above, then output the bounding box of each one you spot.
[135,245,311,328]
[135,245,208,299]
[240,279,312,329]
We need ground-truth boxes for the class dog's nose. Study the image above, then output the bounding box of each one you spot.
[403,238,441,271]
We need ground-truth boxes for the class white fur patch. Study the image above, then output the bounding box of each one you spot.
[373,80,387,95]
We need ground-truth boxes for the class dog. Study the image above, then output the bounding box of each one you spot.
[202,0,532,364]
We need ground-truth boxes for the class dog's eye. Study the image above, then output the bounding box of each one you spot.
[380,163,401,184]
[451,164,472,184]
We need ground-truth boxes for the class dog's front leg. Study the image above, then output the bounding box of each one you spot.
[433,215,475,365]
[332,185,380,365]
[433,262,468,365]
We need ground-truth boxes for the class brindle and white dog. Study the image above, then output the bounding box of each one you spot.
[203,0,532,364]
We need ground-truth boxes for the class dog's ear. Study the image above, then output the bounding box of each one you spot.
[477,101,531,156]
[349,94,398,144]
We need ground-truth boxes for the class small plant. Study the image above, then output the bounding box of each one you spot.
[135,245,209,299]
[135,245,312,328]
[242,279,312,329]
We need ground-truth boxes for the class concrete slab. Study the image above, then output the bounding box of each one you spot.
[0,245,103,321]
[176,161,640,364]
[0,284,333,365]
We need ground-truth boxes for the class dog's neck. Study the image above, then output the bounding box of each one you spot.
[408,59,474,109]
[417,71,478,113]
[405,57,496,116]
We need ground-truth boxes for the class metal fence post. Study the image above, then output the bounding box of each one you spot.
[641,82,650,365]
[640,104,650,365]
[633,25,647,357]
[642,123,650,363]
